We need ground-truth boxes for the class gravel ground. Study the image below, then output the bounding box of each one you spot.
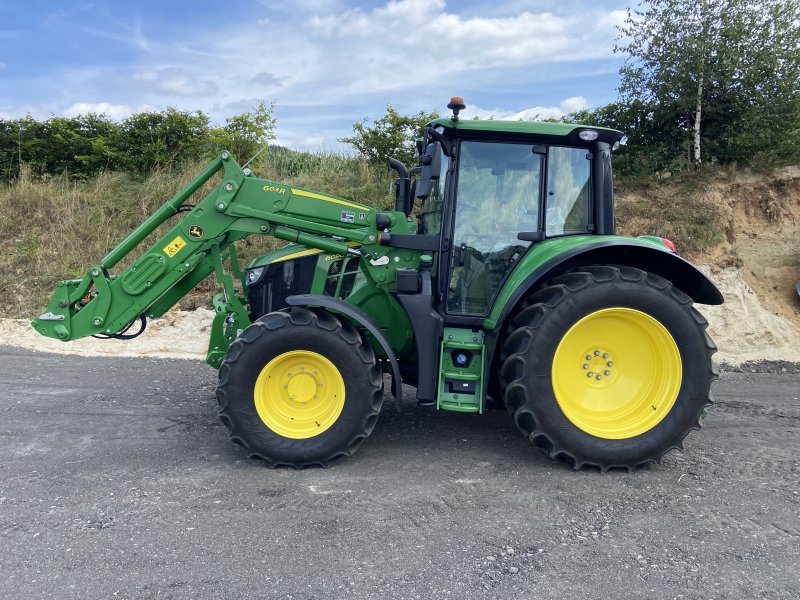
[1,346,798,600]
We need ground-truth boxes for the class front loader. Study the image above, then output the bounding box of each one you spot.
[33,97,723,470]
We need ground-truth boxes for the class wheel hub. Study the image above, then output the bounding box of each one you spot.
[254,350,345,439]
[286,371,318,403]
[582,348,615,385]
[552,308,682,439]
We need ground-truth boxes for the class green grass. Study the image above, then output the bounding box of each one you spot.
[0,152,396,318]
[2,147,734,319]
[615,169,726,256]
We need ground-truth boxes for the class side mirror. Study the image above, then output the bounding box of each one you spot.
[416,141,442,200]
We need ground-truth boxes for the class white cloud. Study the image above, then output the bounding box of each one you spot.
[463,96,588,121]
[1,1,623,149]
[306,0,615,70]
[559,96,589,113]
[133,67,218,97]
[195,0,622,108]
[0,63,7,70]
[62,102,140,119]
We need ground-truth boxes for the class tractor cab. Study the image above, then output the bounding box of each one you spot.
[393,98,625,321]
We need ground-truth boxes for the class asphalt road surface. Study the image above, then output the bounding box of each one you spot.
[1,346,798,600]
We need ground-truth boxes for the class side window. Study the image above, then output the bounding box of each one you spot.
[546,147,592,236]
[418,145,448,235]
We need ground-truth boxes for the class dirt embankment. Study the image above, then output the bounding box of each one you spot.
[2,167,799,365]
[690,167,800,363]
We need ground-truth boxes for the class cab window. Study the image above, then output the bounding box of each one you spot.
[546,146,592,236]
[447,140,542,315]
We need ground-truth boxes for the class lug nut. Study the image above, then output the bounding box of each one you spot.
[585,355,592,361]
[604,370,611,376]
[587,372,594,378]
[607,361,613,367]
[594,350,600,356]
[583,364,589,369]
[603,353,609,359]
[596,375,602,380]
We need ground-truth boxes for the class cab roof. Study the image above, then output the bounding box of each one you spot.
[429,117,624,146]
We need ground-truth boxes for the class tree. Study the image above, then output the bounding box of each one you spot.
[210,100,277,162]
[617,0,800,169]
[117,108,211,175]
[340,105,439,166]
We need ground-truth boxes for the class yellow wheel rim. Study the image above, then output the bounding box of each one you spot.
[552,308,682,439]
[254,350,345,439]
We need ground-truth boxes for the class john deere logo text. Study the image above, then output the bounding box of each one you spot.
[189,225,204,239]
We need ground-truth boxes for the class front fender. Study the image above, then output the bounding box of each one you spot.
[286,294,403,411]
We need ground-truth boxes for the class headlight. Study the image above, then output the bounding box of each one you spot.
[578,129,599,141]
[247,267,265,284]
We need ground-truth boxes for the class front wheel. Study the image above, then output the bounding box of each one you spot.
[217,307,384,467]
[500,266,717,471]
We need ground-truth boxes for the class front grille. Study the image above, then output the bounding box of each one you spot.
[246,255,317,320]
[339,258,359,297]
[323,260,343,296]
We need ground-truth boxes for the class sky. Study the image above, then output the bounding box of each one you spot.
[0,0,630,152]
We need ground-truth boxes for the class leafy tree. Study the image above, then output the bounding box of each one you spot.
[562,101,690,176]
[210,100,277,163]
[116,108,211,175]
[617,0,800,169]
[340,105,439,166]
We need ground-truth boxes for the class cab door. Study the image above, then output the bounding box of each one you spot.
[446,140,544,315]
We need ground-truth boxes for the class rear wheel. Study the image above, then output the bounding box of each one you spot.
[217,307,383,467]
[500,266,717,470]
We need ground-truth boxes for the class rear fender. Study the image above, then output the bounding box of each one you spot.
[488,240,723,332]
[483,240,722,399]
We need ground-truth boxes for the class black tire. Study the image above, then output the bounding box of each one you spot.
[217,307,383,467]
[499,265,717,471]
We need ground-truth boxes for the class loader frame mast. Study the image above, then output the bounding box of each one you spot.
[32,151,412,367]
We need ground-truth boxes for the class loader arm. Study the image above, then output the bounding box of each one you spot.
[32,151,411,366]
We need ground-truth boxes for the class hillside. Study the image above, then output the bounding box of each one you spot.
[1,162,799,365]
[617,166,800,363]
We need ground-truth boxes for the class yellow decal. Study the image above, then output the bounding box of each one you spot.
[263,185,286,194]
[290,188,365,210]
[163,236,186,257]
[272,248,324,263]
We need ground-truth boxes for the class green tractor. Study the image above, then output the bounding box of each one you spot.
[32,97,722,470]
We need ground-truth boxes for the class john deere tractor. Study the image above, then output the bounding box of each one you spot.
[32,98,722,470]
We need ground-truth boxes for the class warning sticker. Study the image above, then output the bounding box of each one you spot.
[341,210,355,224]
[163,235,187,257]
